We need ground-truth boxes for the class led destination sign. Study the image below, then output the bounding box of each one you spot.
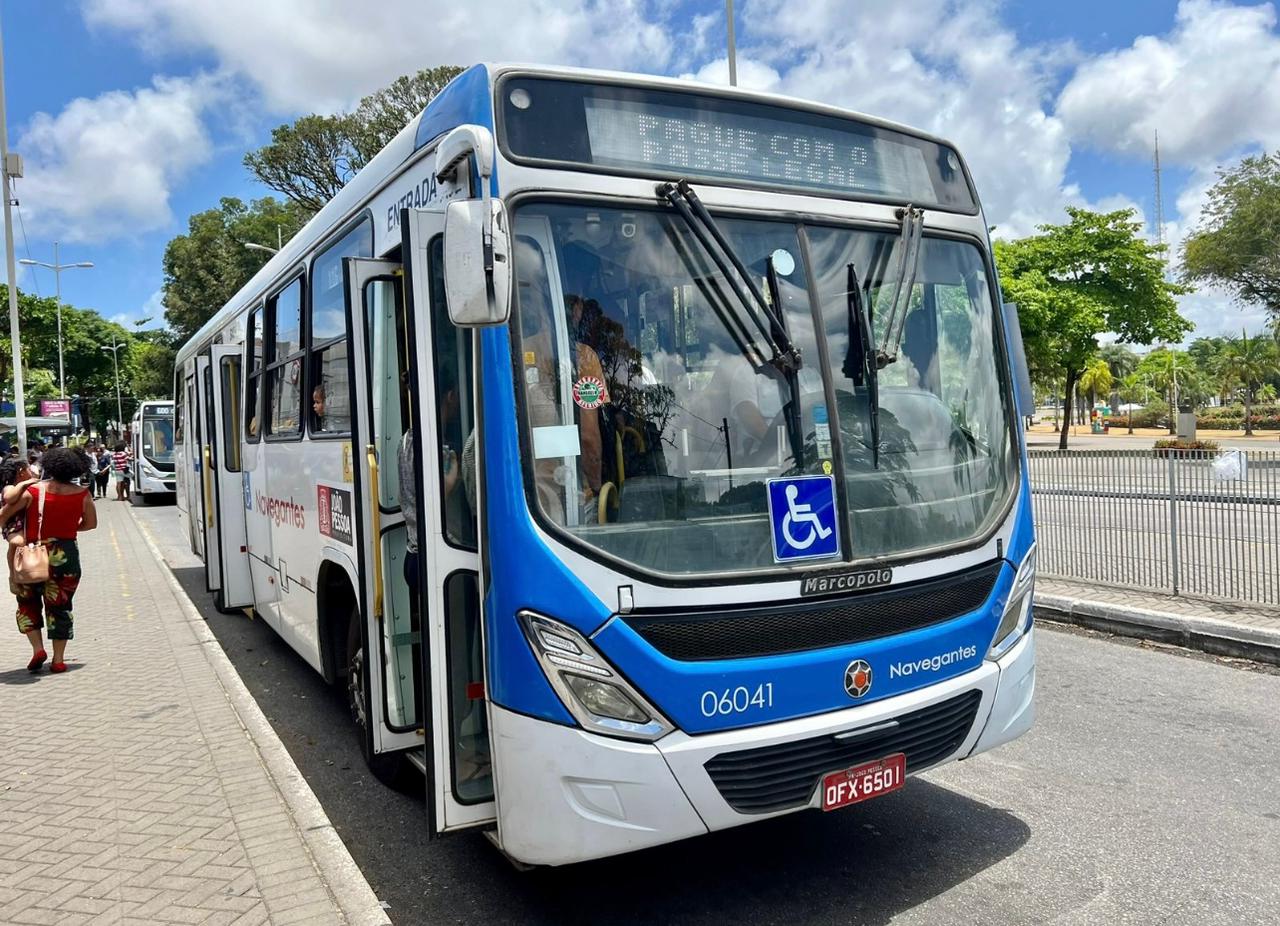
[500,77,976,211]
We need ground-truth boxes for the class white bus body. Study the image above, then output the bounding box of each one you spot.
[174,64,1036,866]
[131,400,177,500]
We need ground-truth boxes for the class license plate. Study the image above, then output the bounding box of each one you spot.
[821,753,906,811]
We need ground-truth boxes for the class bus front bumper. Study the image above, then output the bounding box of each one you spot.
[490,628,1035,866]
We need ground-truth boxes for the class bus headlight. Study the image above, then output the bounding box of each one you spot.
[519,611,673,742]
[989,545,1036,660]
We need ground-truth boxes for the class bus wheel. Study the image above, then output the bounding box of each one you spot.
[346,626,402,785]
[212,588,240,616]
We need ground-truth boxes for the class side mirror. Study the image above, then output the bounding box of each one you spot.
[443,198,512,327]
[1001,302,1035,417]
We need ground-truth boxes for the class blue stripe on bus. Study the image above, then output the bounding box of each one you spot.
[414,64,495,153]
[594,562,1014,734]
[479,326,604,726]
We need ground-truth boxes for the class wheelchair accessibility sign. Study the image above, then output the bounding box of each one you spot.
[766,475,840,563]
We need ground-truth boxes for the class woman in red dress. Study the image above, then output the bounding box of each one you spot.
[0,447,97,672]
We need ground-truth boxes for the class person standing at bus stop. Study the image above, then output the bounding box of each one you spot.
[0,447,97,673]
[94,445,113,499]
[112,441,131,502]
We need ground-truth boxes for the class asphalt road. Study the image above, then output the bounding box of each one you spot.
[134,502,1280,926]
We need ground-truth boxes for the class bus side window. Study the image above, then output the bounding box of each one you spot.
[308,220,370,436]
[266,279,304,437]
[428,236,476,549]
[245,307,263,442]
[220,356,242,472]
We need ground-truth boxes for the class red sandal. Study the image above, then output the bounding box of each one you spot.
[27,649,47,672]
[49,661,67,674]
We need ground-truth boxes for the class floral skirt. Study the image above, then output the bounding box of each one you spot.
[14,539,81,641]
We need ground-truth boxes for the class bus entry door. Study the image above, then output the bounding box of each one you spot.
[209,343,252,611]
[195,352,220,592]
[404,208,496,834]
[345,258,422,759]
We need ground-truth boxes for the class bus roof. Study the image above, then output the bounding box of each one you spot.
[176,63,967,367]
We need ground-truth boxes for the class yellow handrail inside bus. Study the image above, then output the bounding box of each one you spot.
[614,432,625,487]
[202,445,215,529]
[366,444,383,620]
[598,481,617,524]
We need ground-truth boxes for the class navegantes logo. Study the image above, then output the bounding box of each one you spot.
[888,645,978,679]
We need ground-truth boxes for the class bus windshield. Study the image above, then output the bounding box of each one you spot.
[511,202,1015,576]
[142,415,176,469]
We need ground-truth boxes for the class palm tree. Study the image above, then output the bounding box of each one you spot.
[1078,357,1114,422]
[1140,348,1197,434]
[1118,372,1151,434]
[1219,330,1279,435]
[1098,344,1137,412]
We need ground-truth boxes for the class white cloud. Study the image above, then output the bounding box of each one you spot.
[682,56,782,91]
[82,0,676,113]
[1056,0,1280,164]
[16,74,225,242]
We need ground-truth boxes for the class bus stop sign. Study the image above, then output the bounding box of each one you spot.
[766,475,840,563]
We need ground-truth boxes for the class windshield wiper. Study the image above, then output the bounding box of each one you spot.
[657,180,802,375]
[765,256,805,469]
[845,262,880,469]
[873,205,924,370]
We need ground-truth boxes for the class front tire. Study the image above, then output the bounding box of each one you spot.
[346,617,402,785]
[212,588,241,616]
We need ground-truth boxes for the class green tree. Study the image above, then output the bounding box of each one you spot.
[245,65,464,213]
[1182,152,1280,319]
[126,333,178,400]
[1218,330,1278,434]
[1137,347,1198,434]
[1097,343,1135,409]
[995,207,1191,448]
[1118,372,1153,434]
[162,196,308,342]
[1078,357,1114,411]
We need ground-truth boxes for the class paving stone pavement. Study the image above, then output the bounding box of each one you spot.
[1037,576,1280,664]
[0,501,387,925]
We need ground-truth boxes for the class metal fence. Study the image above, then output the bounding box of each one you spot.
[1028,449,1280,606]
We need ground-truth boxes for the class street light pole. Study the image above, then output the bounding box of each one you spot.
[725,0,738,86]
[101,338,124,438]
[0,13,28,454]
[19,245,94,403]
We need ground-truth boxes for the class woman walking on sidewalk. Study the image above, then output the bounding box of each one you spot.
[0,447,96,673]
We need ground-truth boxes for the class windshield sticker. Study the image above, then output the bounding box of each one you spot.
[766,475,840,563]
[572,376,610,410]
[533,425,582,459]
[813,405,832,459]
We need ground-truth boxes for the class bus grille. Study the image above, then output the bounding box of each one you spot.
[624,563,1000,661]
[704,690,983,814]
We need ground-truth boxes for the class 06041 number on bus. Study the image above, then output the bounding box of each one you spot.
[700,683,775,717]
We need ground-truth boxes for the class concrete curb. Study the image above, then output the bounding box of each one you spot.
[1035,592,1280,667]
[132,511,392,926]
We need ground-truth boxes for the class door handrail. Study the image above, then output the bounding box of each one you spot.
[366,444,384,620]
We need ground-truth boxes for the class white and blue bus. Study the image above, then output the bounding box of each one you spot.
[131,400,177,501]
[175,64,1037,867]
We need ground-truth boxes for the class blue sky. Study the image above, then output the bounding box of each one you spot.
[3,0,1279,341]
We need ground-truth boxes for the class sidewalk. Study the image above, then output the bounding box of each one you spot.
[1036,577,1280,666]
[0,502,390,925]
